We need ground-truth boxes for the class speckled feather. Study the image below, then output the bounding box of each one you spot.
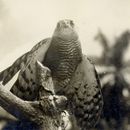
[0,20,103,129]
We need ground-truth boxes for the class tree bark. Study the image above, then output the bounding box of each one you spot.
[0,61,76,130]
[0,83,74,130]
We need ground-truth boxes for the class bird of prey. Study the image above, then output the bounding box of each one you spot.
[0,19,103,129]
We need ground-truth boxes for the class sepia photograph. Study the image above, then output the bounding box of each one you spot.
[0,0,130,130]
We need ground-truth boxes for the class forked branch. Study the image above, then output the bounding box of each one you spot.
[0,61,75,130]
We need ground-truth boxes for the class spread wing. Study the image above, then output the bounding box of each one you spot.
[0,52,29,85]
[0,38,50,86]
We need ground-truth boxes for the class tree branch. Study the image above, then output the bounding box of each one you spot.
[0,61,77,130]
[0,83,70,128]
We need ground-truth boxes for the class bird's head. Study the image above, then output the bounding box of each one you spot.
[53,19,79,41]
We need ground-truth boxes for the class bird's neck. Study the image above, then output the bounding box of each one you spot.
[52,35,78,42]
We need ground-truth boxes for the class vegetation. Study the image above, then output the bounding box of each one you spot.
[89,30,130,130]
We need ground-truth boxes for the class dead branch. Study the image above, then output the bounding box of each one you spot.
[0,83,72,130]
[0,61,76,130]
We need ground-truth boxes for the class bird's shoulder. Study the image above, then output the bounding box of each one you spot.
[20,38,51,72]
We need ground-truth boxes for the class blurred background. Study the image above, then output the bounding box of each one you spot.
[0,0,130,129]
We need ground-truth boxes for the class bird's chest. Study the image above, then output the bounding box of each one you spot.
[44,42,81,79]
[43,40,82,94]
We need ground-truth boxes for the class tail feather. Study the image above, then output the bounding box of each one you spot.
[0,52,29,85]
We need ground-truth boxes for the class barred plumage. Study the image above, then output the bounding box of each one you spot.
[0,19,103,129]
[44,37,82,92]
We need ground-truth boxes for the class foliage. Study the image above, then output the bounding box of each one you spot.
[89,30,130,130]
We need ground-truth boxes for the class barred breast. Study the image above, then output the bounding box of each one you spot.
[43,37,82,93]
